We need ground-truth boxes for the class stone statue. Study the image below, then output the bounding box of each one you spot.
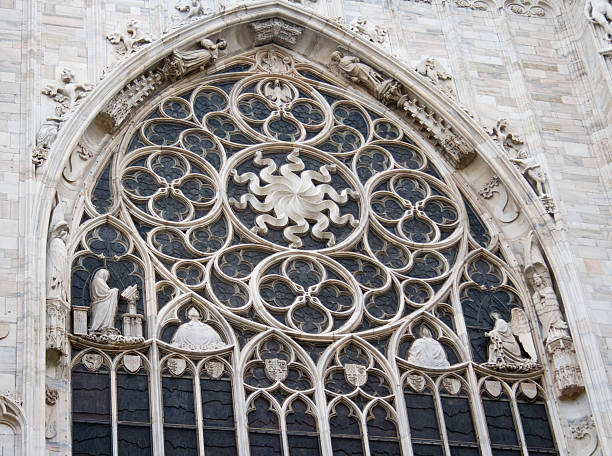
[46,205,69,301]
[484,311,538,371]
[88,269,119,334]
[170,307,225,351]
[530,273,568,342]
[585,0,612,39]
[106,19,152,55]
[407,326,450,368]
[347,16,388,45]
[330,50,385,94]
[42,68,93,115]
[414,57,455,97]
[170,38,227,75]
[509,150,548,197]
[487,118,525,153]
[175,0,211,20]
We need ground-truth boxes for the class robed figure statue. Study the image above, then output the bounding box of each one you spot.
[89,269,119,334]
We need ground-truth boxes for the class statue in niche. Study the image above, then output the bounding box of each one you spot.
[170,307,225,351]
[585,0,612,39]
[330,50,385,94]
[46,212,69,302]
[529,272,568,342]
[88,269,119,334]
[509,150,549,197]
[407,326,450,368]
[170,38,227,75]
[484,310,538,372]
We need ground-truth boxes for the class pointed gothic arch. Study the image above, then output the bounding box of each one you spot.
[29,2,606,454]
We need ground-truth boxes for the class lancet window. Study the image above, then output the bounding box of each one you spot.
[66,47,560,456]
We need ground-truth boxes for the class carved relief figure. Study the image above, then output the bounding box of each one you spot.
[171,38,227,74]
[46,218,69,301]
[487,118,525,153]
[585,0,612,39]
[484,311,537,371]
[88,269,119,334]
[414,57,455,97]
[175,0,211,20]
[509,150,548,197]
[330,51,385,94]
[407,326,450,368]
[170,307,225,351]
[347,16,388,45]
[42,68,93,115]
[106,19,152,55]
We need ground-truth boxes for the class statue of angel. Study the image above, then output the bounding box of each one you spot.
[485,310,537,370]
[585,0,612,39]
[42,68,93,115]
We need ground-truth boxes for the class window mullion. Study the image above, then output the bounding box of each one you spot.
[193,363,205,456]
[149,343,164,456]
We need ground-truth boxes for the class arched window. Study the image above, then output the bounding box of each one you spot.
[65,44,562,455]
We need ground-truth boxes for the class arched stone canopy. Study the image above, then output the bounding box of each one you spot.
[27,1,611,454]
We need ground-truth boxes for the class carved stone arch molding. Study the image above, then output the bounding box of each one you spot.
[29,1,609,455]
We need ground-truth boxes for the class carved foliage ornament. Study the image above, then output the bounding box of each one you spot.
[250,18,304,46]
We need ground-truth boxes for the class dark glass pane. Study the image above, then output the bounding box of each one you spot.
[331,436,364,456]
[404,391,440,440]
[489,450,521,456]
[482,398,518,446]
[117,371,150,423]
[72,370,110,422]
[517,401,556,449]
[72,422,111,456]
[204,429,238,455]
[201,378,234,427]
[367,406,398,438]
[412,443,444,456]
[441,396,476,443]
[368,439,402,456]
[330,403,361,436]
[117,424,151,455]
[287,399,317,432]
[288,434,321,456]
[248,432,282,456]
[92,162,113,213]
[162,376,195,425]
[164,427,198,455]
[248,397,278,430]
[450,447,480,456]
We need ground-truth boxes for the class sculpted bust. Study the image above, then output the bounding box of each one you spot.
[170,307,225,351]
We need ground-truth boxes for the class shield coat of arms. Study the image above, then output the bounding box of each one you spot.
[82,353,103,371]
[205,360,224,379]
[123,354,141,373]
[264,358,288,382]
[167,357,186,376]
[344,363,367,387]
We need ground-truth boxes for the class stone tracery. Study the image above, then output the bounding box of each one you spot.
[60,45,565,455]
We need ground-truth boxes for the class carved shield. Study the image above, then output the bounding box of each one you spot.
[442,377,461,395]
[344,363,367,387]
[264,358,288,382]
[406,374,426,392]
[167,357,186,376]
[82,353,103,371]
[520,382,538,399]
[205,360,224,379]
[484,380,502,398]
[123,354,141,373]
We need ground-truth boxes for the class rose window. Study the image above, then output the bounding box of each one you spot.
[69,48,560,456]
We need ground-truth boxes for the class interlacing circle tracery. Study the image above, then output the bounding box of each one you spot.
[69,48,560,455]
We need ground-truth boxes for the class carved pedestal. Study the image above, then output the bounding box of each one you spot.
[122,312,144,338]
[46,298,70,355]
[547,335,584,399]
